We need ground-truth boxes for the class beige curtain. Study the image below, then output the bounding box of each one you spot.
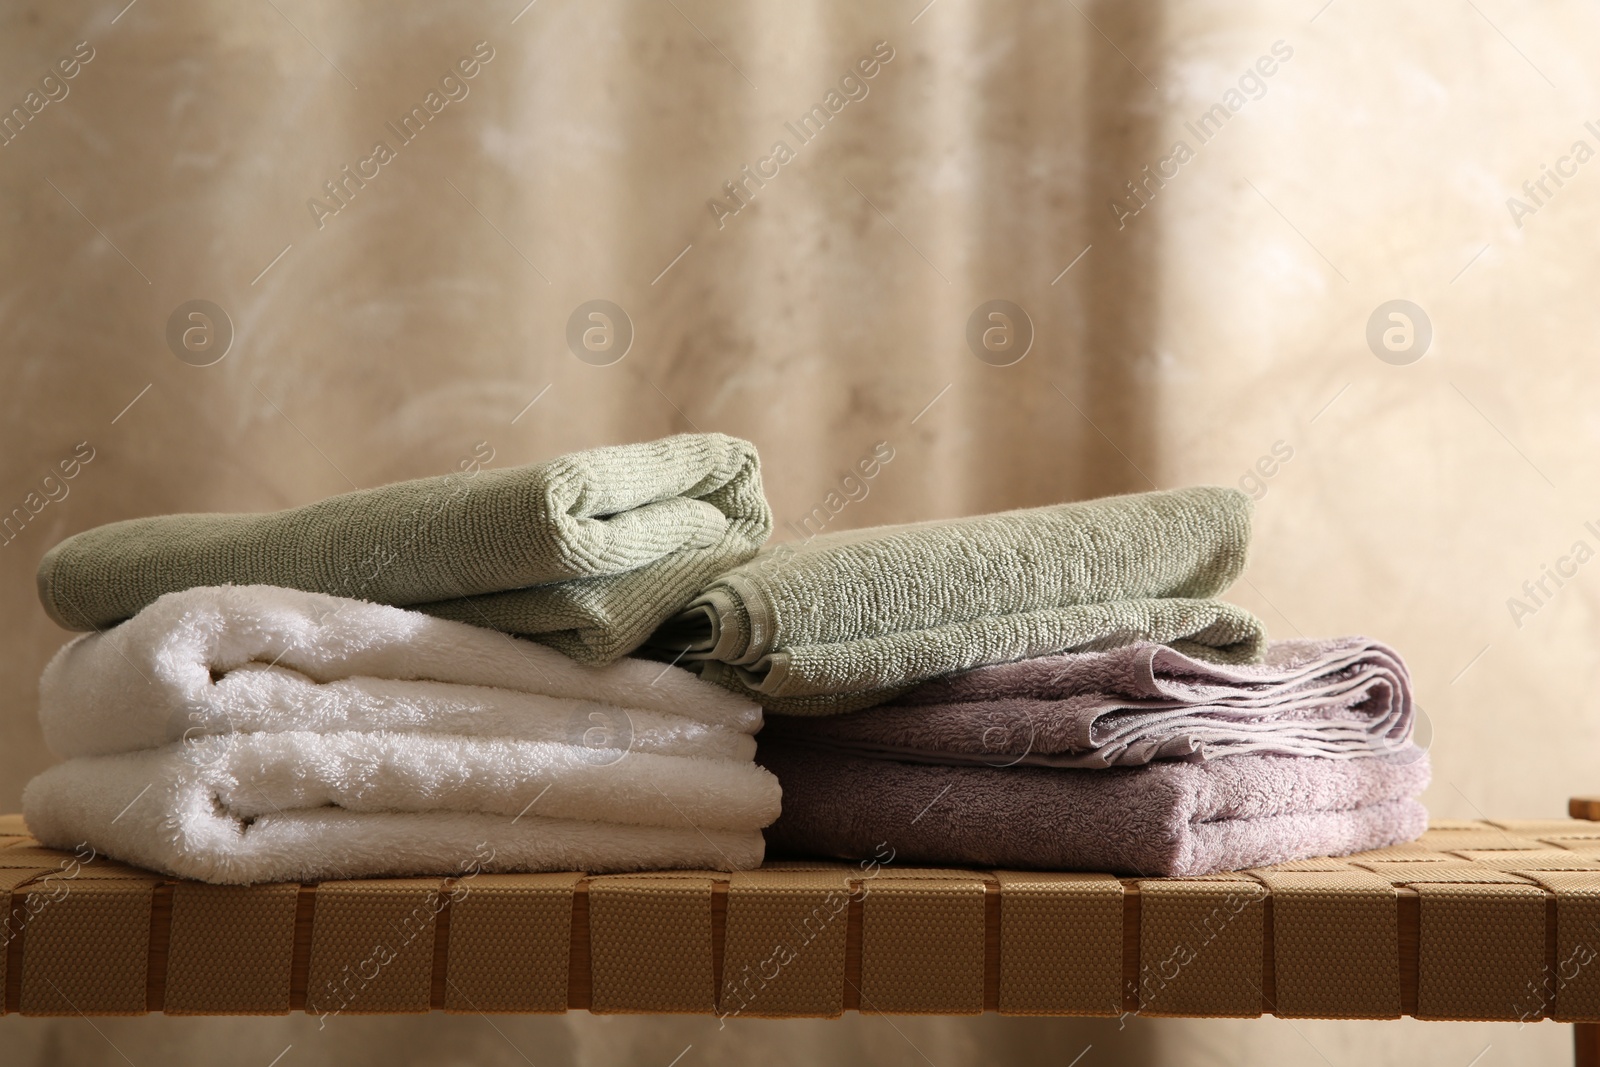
[3,0,1596,1061]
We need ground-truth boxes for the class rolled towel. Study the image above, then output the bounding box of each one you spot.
[38,585,763,759]
[37,433,771,662]
[763,637,1412,768]
[757,740,1430,877]
[25,733,778,883]
[649,487,1265,713]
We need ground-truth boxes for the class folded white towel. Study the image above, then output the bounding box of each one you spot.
[26,585,780,882]
[24,736,768,883]
[40,585,762,757]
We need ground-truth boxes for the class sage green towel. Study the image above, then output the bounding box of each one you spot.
[648,487,1265,713]
[37,433,771,663]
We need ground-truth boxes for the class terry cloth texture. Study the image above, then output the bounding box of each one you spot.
[762,637,1413,768]
[25,585,779,883]
[757,741,1430,877]
[37,584,763,759]
[24,733,778,884]
[649,487,1265,713]
[36,433,771,662]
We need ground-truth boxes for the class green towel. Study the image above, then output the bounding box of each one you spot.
[37,433,771,663]
[648,487,1265,713]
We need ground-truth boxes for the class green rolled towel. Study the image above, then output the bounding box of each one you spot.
[648,487,1265,713]
[37,433,771,663]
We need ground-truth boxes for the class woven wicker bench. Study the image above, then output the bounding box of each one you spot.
[9,807,1600,1064]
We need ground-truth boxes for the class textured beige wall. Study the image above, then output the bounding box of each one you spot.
[2,0,1596,1062]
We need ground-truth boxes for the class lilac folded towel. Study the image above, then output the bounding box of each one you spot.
[757,741,1430,876]
[762,637,1412,768]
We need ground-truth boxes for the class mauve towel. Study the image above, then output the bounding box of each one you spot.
[36,434,770,663]
[757,740,1430,877]
[762,638,1413,768]
[650,487,1265,714]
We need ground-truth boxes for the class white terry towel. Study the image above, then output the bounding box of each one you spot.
[38,584,763,758]
[24,732,776,883]
[25,585,780,883]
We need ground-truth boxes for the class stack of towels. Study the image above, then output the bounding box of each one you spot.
[23,432,1428,883]
[25,435,781,883]
[755,640,1426,876]
[647,483,1429,877]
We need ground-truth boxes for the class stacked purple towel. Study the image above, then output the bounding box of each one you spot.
[758,637,1430,876]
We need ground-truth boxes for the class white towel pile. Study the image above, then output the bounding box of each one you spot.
[22,585,781,884]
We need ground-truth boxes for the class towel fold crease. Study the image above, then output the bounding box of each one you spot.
[763,637,1413,767]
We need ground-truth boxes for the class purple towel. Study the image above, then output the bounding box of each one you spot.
[757,740,1430,876]
[762,638,1412,769]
